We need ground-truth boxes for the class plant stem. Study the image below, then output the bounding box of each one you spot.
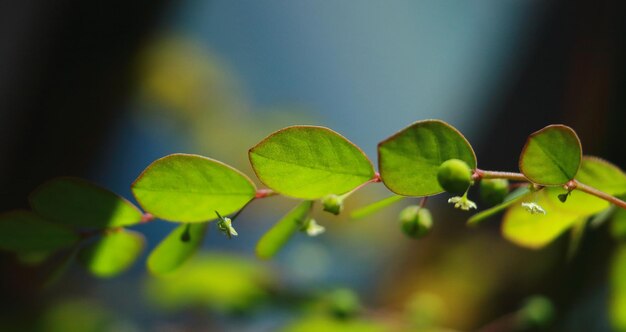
[473,169,528,182]
[573,180,626,210]
[255,189,277,199]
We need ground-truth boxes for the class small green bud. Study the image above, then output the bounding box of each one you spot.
[322,194,344,215]
[519,295,554,328]
[437,159,472,195]
[327,288,361,319]
[479,178,509,206]
[399,206,433,239]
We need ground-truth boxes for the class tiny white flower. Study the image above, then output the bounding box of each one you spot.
[304,218,325,237]
[447,196,477,211]
[521,202,547,215]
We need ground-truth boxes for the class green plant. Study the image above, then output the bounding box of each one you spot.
[2,119,626,283]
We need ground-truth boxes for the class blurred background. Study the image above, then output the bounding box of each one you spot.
[0,0,625,331]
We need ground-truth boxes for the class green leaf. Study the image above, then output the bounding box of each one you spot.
[78,229,145,278]
[576,156,626,195]
[611,244,626,332]
[502,157,615,248]
[502,193,586,249]
[0,210,79,252]
[350,195,405,220]
[467,187,530,227]
[519,125,582,185]
[249,126,375,199]
[147,223,208,275]
[132,154,256,222]
[256,201,313,260]
[29,177,143,229]
[377,120,476,196]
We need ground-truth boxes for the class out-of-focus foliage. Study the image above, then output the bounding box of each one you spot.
[611,244,626,331]
[147,222,208,275]
[256,200,313,259]
[30,177,143,228]
[78,229,145,278]
[145,253,272,313]
[0,211,78,252]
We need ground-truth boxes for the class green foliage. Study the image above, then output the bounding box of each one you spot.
[78,229,145,278]
[350,195,404,219]
[576,157,626,195]
[612,244,626,332]
[249,126,375,199]
[281,315,388,332]
[518,295,555,328]
[30,177,143,228]
[378,120,476,196]
[519,125,582,185]
[3,118,626,282]
[503,157,626,248]
[0,210,79,252]
[467,187,530,226]
[147,223,209,275]
[132,154,256,222]
[256,201,313,260]
[145,253,271,313]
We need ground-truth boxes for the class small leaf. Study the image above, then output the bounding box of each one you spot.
[0,210,79,252]
[79,229,145,278]
[467,187,530,227]
[378,120,476,196]
[350,195,405,220]
[256,201,313,260]
[519,125,582,185]
[148,223,208,275]
[132,154,256,222]
[249,126,375,199]
[30,177,143,229]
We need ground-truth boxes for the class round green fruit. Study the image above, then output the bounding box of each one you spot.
[399,206,432,239]
[437,159,472,195]
[479,178,509,206]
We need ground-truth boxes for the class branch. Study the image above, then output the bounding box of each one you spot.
[571,180,626,210]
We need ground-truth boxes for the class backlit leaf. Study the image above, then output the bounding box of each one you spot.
[377,120,476,196]
[30,177,142,228]
[350,195,405,220]
[256,201,313,260]
[519,125,581,185]
[132,154,256,222]
[249,126,375,199]
[147,223,208,275]
[79,229,145,278]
